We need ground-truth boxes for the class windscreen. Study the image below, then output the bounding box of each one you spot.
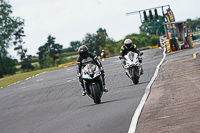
[84,64,96,73]
[128,52,134,60]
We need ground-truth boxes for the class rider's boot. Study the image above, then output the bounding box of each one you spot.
[125,71,129,77]
[80,83,86,96]
[141,66,144,75]
[122,64,126,69]
[103,84,108,92]
[102,77,108,92]
[82,89,86,96]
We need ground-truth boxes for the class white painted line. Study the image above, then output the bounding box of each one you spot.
[128,48,166,133]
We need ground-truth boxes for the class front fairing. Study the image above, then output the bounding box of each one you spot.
[82,64,101,80]
[81,64,104,99]
[124,52,141,68]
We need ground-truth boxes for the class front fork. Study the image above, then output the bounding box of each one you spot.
[83,76,104,97]
[126,66,140,78]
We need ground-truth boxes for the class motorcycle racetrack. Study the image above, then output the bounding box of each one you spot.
[0,48,164,133]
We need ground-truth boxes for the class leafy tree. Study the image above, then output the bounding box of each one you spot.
[37,35,63,68]
[104,38,118,56]
[63,41,81,52]
[63,47,74,52]
[0,0,24,77]
[70,41,81,51]
[41,54,54,68]
[82,28,107,55]
[14,45,34,71]
[0,56,16,76]
[186,18,200,31]
[139,16,165,35]
[56,53,66,65]
[150,35,159,46]
[97,28,108,37]
[14,27,34,71]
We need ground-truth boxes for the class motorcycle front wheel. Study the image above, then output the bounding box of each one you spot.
[132,67,139,84]
[90,83,101,104]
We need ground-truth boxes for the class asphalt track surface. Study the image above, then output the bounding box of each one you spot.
[0,48,164,133]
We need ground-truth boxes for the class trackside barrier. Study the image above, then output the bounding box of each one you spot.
[58,61,77,68]
[166,39,172,52]
[149,46,158,49]
[138,47,150,51]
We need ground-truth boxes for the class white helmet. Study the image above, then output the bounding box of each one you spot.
[124,39,133,49]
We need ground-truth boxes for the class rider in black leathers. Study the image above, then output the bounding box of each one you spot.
[77,45,108,96]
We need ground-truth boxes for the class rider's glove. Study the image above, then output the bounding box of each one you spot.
[138,51,143,56]
[77,73,82,78]
[100,67,105,73]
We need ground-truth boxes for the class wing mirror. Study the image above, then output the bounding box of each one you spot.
[139,52,143,56]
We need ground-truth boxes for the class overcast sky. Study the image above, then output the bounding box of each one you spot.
[8,0,199,58]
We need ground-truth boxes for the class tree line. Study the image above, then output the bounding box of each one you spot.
[186,18,200,32]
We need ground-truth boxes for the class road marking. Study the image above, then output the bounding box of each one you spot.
[128,48,166,133]
[113,60,121,62]
[67,78,77,82]
[193,53,197,58]
[67,80,72,82]
[36,79,43,81]
[72,78,77,80]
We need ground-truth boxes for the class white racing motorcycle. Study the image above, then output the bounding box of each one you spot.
[122,51,143,84]
[81,63,104,104]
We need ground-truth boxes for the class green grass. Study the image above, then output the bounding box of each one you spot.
[0,67,61,88]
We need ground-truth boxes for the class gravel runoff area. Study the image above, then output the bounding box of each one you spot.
[135,53,200,133]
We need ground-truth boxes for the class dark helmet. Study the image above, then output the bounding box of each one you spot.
[78,45,88,58]
[124,39,133,49]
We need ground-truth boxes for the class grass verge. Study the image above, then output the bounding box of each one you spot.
[0,67,61,88]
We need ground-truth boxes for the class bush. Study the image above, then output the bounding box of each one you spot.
[150,36,159,46]
[40,54,54,68]
[0,56,16,77]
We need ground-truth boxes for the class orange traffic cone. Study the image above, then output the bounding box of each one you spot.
[172,43,176,51]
